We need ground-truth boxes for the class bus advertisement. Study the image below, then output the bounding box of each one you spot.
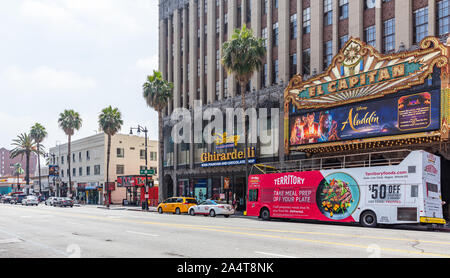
[246,150,445,227]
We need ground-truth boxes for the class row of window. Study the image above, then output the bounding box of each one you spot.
[57,149,157,165]
[60,165,158,177]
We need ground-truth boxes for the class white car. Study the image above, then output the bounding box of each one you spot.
[21,196,39,206]
[189,200,235,217]
[45,197,59,206]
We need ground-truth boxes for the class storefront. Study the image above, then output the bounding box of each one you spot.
[117,175,156,206]
[76,182,101,204]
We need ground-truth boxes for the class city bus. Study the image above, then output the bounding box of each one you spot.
[246,150,446,228]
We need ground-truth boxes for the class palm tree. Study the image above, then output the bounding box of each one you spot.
[10,133,41,191]
[221,24,266,204]
[98,106,123,208]
[30,123,47,195]
[12,163,24,191]
[142,70,173,200]
[58,110,82,197]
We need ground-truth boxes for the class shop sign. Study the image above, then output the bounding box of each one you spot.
[223,177,230,189]
[213,132,240,149]
[200,147,256,167]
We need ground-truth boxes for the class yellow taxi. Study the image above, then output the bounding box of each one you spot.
[157,197,198,215]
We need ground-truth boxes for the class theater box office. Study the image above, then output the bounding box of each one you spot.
[284,36,450,219]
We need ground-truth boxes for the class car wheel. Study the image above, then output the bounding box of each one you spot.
[189,209,196,216]
[224,215,230,218]
[158,207,163,214]
[209,210,216,217]
[260,208,271,221]
[175,207,181,215]
[360,211,377,228]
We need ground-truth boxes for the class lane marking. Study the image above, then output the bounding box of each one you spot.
[255,251,296,258]
[126,231,159,237]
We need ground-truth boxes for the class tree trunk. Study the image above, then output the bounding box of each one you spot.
[241,83,248,211]
[38,142,42,195]
[158,111,164,202]
[26,151,30,186]
[106,134,111,208]
[68,134,72,197]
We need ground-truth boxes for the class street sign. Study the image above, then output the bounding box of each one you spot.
[140,169,155,175]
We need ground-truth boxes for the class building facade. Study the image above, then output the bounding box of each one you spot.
[49,133,159,205]
[0,147,37,178]
[158,0,450,210]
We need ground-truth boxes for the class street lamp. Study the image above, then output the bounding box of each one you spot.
[130,125,149,210]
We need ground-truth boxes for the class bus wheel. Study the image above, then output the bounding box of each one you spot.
[260,208,271,221]
[360,211,377,228]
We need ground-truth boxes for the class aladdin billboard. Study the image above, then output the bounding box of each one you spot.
[289,90,441,146]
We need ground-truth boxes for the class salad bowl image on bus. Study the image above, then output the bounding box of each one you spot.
[246,150,445,228]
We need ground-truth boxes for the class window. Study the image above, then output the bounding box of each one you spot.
[150,152,157,161]
[86,166,90,176]
[302,49,311,76]
[94,165,100,175]
[73,168,76,177]
[86,150,90,161]
[289,53,297,79]
[72,153,75,162]
[61,170,64,178]
[339,0,349,20]
[411,185,418,198]
[273,59,279,84]
[79,167,82,176]
[216,50,220,70]
[215,81,220,100]
[273,0,278,9]
[61,156,64,164]
[117,148,124,158]
[438,0,449,36]
[323,0,333,26]
[140,149,146,160]
[79,152,82,162]
[261,63,268,88]
[339,35,349,49]
[262,0,268,15]
[414,7,428,44]
[273,22,279,47]
[383,18,395,53]
[323,41,333,69]
[116,165,124,175]
[365,0,376,9]
[303,8,311,34]
[262,28,268,48]
[290,14,297,40]
[364,25,376,47]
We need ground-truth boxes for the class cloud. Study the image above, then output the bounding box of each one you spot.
[18,0,149,35]
[3,66,96,93]
[136,55,159,72]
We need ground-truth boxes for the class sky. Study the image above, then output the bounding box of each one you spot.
[0,0,160,150]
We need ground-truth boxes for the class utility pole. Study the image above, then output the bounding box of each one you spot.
[130,125,149,210]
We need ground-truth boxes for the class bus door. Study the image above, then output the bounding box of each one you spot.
[247,188,260,214]
[422,181,443,219]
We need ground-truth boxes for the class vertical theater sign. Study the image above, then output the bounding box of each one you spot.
[284,36,450,156]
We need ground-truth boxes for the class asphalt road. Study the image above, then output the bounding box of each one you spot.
[0,203,449,258]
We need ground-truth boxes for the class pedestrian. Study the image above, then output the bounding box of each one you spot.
[232,194,237,212]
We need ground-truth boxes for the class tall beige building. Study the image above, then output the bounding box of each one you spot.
[158,0,449,202]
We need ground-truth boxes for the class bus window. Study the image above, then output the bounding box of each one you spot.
[411,185,418,198]
[249,189,259,202]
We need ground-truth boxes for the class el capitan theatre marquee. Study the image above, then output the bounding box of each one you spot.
[284,36,450,155]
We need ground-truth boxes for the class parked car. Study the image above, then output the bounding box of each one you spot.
[10,194,26,205]
[157,197,198,215]
[1,195,12,203]
[45,197,59,206]
[21,196,39,206]
[55,197,74,207]
[188,199,235,217]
